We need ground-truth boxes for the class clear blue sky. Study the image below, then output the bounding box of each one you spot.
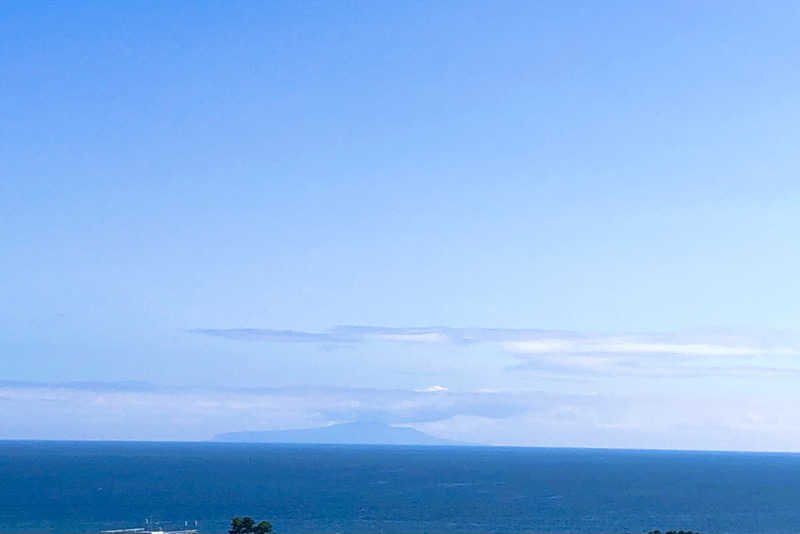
[3,1,800,448]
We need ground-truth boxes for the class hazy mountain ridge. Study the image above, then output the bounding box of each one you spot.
[212,422,469,446]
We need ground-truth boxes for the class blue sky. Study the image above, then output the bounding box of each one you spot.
[3,1,800,448]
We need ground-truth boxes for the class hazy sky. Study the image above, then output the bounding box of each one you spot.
[3,1,800,449]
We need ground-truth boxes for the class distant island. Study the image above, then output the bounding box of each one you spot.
[212,422,469,446]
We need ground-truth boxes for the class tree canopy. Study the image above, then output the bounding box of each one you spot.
[229,517,273,534]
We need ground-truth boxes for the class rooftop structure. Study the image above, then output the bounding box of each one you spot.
[101,528,197,534]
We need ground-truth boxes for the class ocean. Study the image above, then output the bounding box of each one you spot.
[2,441,800,534]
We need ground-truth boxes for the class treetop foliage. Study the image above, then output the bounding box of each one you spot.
[229,517,273,534]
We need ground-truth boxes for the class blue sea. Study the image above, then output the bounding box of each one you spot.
[3,441,800,534]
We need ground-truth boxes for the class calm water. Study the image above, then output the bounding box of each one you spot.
[2,441,800,534]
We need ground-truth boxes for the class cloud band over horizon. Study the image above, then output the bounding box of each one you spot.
[190,325,800,379]
[4,380,800,452]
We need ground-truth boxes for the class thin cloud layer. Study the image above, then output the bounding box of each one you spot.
[4,381,800,451]
[190,325,800,378]
[0,381,545,441]
[190,328,343,343]
[191,325,800,355]
[191,326,572,345]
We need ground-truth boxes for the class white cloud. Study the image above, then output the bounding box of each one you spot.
[193,325,800,358]
[0,382,528,441]
[5,381,800,451]
[416,385,449,392]
[504,339,800,356]
[413,395,800,452]
[189,325,800,381]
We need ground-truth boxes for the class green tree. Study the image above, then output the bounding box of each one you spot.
[229,517,272,534]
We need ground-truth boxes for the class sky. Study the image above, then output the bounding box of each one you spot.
[3,1,800,449]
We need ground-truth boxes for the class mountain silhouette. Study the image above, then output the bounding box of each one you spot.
[212,422,468,446]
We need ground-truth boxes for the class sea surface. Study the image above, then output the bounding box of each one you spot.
[2,441,800,534]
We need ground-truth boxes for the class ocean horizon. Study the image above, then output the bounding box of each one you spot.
[3,441,800,534]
